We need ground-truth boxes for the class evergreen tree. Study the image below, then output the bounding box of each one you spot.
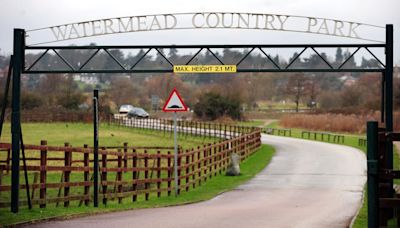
[335,47,343,63]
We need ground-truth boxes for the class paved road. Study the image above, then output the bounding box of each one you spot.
[29,135,366,228]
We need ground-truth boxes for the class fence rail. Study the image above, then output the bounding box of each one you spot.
[358,138,367,147]
[300,131,345,144]
[263,128,291,137]
[263,127,367,146]
[111,116,256,139]
[0,119,261,209]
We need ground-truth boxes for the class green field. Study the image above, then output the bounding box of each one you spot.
[0,123,274,226]
[0,123,215,149]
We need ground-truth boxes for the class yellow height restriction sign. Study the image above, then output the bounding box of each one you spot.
[173,65,237,73]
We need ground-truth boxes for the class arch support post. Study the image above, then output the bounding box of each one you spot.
[11,28,25,213]
[384,24,393,195]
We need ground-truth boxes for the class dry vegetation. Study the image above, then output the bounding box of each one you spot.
[280,112,400,134]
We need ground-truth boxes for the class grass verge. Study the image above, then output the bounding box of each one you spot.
[0,144,275,226]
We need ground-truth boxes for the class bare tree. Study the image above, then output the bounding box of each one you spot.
[304,76,320,108]
[285,74,307,112]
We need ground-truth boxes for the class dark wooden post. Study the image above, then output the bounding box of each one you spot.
[157,151,161,198]
[208,144,212,178]
[117,149,123,204]
[177,149,181,195]
[39,140,47,208]
[219,143,222,174]
[83,144,90,206]
[191,149,195,189]
[167,151,172,196]
[203,145,207,182]
[197,147,201,186]
[132,149,137,202]
[101,147,107,205]
[64,142,71,207]
[185,150,190,192]
[123,142,128,172]
[144,150,149,201]
[214,143,217,176]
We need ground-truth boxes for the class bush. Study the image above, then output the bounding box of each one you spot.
[194,93,242,120]
[21,91,42,110]
[57,92,86,110]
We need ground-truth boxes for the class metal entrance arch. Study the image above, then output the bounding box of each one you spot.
[8,19,394,227]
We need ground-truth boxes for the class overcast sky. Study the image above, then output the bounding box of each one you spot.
[1,0,399,64]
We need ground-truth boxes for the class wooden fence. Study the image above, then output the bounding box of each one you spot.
[263,128,291,137]
[300,131,345,144]
[358,138,367,147]
[0,126,261,209]
[110,116,255,139]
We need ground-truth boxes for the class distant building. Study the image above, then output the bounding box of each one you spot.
[73,74,99,85]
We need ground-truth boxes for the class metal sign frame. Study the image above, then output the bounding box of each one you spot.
[8,24,394,218]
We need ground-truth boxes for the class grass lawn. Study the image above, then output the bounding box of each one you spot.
[236,120,265,127]
[0,122,216,150]
[0,144,275,226]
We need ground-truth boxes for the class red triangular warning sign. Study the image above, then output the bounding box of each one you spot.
[162,88,188,112]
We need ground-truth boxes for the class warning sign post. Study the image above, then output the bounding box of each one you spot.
[162,88,187,196]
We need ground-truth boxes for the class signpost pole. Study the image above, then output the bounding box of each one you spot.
[174,111,179,196]
[93,89,99,207]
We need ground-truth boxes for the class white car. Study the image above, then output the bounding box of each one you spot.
[119,105,134,114]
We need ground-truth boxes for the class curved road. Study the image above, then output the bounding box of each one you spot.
[30,135,366,228]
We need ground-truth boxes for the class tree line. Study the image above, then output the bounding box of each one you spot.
[0,47,397,121]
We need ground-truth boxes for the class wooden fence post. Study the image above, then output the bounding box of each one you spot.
[144,150,149,201]
[185,150,190,192]
[83,144,90,206]
[214,143,217,176]
[157,151,161,198]
[123,142,128,172]
[40,140,47,208]
[167,151,172,196]
[177,149,181,195]
[197,147,201,186]
[191,149,195,189]
[203,145,207,182]
[208,144,212,179]
[132,149,137,202]
[64,142,71,207]
[117,149,123,204]
[219,143,222,174]
[102,147,107,205]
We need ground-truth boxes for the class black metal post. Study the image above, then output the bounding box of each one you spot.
[93,89,99,207]
[11,29,24,213]
[384,24,393,194]
[367,121,379,228]
[381,72,385,123]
